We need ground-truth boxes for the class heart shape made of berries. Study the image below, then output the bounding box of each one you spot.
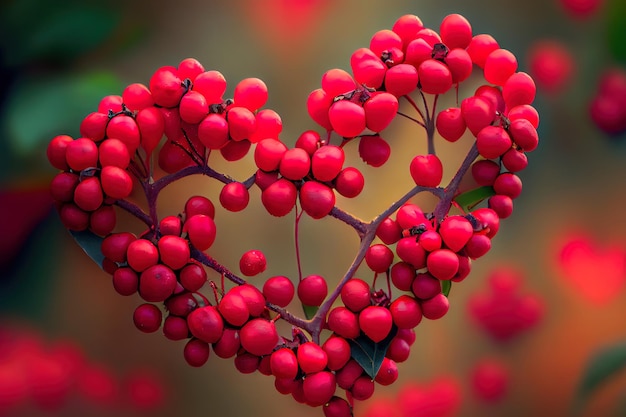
[46,12,540,417]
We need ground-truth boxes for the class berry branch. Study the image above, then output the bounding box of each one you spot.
[46,12,540,417]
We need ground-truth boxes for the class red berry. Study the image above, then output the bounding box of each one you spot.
[263,275,295,307]
[321,68,356,98]
[365,244,394,273]
[127,239,159,272]
[358,135,391,167]
[239,249,267,276]
[183,338,210,367]
[240,318,279,356]
[484,49,518,86]
[234,78,268,111]
[327,307,360,339]
[412,271,442,300]
[198,113,229,149]
[384,64,419,97]
[157,235,190,270]
[527,40,574,94]
[439,215,473,252]
[133,303,162,333]
[184,214,217,251]
[219,182,249,212]
[298,275,328,307]
[303,371,336,407]
[341,278,371,313]
[270,348,298,379]
[467,34,499,68]
[112,267,138,296]
[218,291,250,327]
[179,263,207,292]
[179,91,208,124]
[299,181,335,219]
[427,249,460,280]
[312,145,345,182]
[410,154,443,187]
[418,59,452,95]
[193,70,226,104]
[255,138,288,172]
[375,357,399,386]
[420,293,450,319]
[436,107,466,142]
[89,205,116,236]
[101,232,136,263]
[476,126,512,159]
[98,138,131,168]
[328,100,366,138]
[503,72,536,108]
[391,261,416,292]
[363,92,399,133]
[187,306,224,344]
[100,166,133,200]
[261,178,297,217]
[322,336,351,371]
[74,177,103,212]
[334,167,365,198]
[213,328,241,359]
[390,295,422,328]
[65,138,98,171]
[139,264,177,302]
[47,135,74,170]
[279,148,311,181]
[440,14,472,49]
[298,342,328,374]
[359,306,393,342]
[323,396,352,417]
[149,66,184,108]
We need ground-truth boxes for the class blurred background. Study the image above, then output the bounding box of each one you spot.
[1,0,626,416]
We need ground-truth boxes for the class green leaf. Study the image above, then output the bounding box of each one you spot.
[69,230,105,268]
[1,72,121,157]
[348,326,398,379]
[302,304,319,320]
[607,0,626,64]
[454,186,495,212]
[2,4,120,67]
[442,280,452,297]
[572,341,626,414]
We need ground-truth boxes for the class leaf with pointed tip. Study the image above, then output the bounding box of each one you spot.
[571,341,626,416]
[442,280,452,297]
[348,326,398,379]
[69,230,105,268]
[302,304,318,320]
[454,186,495,213]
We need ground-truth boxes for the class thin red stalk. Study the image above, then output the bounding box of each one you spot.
[294,205,304,281]
[403,95,426,123]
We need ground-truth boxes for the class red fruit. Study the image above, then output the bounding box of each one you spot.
[359,306,393,342]
[439,215,473,252]
[364,92,399,132]
[375,357,399,386]
[467,34,500,68]
[231,284,266,317]
[351,48,387,89]
[261,178,297,217]
[218,291,250,327]
[503,72,536,109]
[98,138,131,168]
[179,90,208,123]
[163,315,189,340]
[279,148,311,181]
[312,145,345,182]
[472,159,501,186]
[303,371,336,407]
[178,58,204,81]
[101,232,136,263]
[365,244,394,273]
[270,348,298,379]
[298,275,328,307]
[197,113,229,149]
[239,249,267,276]
[322,336,351,371]
[328,100,366,138]
[184,214,217,251]
[136,107,165,157]
[389,295,422,329]
[157,235,190,270]
[493,173,523,199]
[80,112,108,141]
[418,59,452,95]
[321,68,357,98]
[420,293,450,320]
[193,70,227,104]
[234,352,260,374]
[440,13,472,49]
[461,95,496,136]
[327,307,360,339]
[112,267,138,296]
[446,48,473,83]
[65,138,98,171]
[240,318,279,356]
[179,263,207,292]
[376,217,402,245]
[508,118,539,152]
[476,125,512,159]
[89,205,116,236]
[187,306,224,344]
[335,167,365,198]
[410,154,443,187]
[370,29,402,57]
[341,278,371,313]
[127,239,159,272]
[263,275,295,307]
[419,230,442,252]
[74,177,103,212]
[100,166,133,199]
[299,181,336,219]
[307,88,333,131]
[436,107,466,142]
[106,115,140,153]
[234,77,268,111]
[427,249,460,280]
[297,342,328,374]
[350,376,375,400]
[227,106,257,141]
[395,237,427,269]
[527,40,574,94]
[358,135,391,167]
[47,134,73,170]
[249,109,282,143]
[212,328,241,359]
[391,261,417,292]
[139,264,177,302]
[183,338,210,367]
[149,66,184,107]
[323,396,352,417]
[384,64,419,97]
[59,203,89,231]
[484,49,518,86]
[133,303,162,333]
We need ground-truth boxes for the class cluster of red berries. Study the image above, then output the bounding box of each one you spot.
[467,266,544,342]
[45,11,541,417]
[0,324,166,415]
[589,68,626,136]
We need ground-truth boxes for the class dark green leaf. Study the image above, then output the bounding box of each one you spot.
[607,0,626,64]
[302,304,319,320]
[348,326,398,379]
[442,280,452,297]
[2,5,120,66]
[69,230,105,268]
[2,72,121,157]
[572,341,626,414]
[454,186,495,213]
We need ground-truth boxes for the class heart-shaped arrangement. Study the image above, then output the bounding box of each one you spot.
[556,233,626,305]
[45,12,539,417]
